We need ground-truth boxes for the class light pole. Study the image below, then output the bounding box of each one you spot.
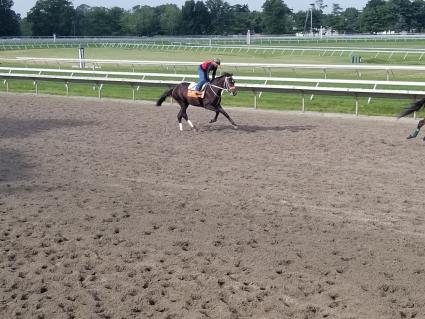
[309,3,314,36]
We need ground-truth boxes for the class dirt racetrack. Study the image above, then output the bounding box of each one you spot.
[1,94,425,319]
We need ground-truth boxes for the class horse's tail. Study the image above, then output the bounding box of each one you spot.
[156,88,173,107]
[398,97,425,119]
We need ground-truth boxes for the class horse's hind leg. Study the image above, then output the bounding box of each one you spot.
[182,108,198,131]
[177,105,186,131]
[177,104,197,131]
[407,118,425,139]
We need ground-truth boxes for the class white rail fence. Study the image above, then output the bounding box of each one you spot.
[3,35,425,46]
[2,41,425,61]
[4,58,425,80]
[1,70,424,117]
[2,66,425,97]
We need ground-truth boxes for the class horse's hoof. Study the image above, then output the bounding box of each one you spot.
[209,120,215,123]
[233,125,238,130]
[407,135,415,139]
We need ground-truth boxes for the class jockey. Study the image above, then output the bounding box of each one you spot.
[195,58,221,93]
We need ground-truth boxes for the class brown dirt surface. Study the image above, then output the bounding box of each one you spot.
[1,94,425,319]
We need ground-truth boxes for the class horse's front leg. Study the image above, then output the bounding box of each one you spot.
[218,105,238,129]
[407,118,425,139]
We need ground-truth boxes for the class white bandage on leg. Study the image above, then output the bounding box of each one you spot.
[179,123,183,131]
[187,120,194,128]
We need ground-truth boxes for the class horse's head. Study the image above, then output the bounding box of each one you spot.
[222,73,237,96]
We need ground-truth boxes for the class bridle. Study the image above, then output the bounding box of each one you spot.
[207,76,237,97]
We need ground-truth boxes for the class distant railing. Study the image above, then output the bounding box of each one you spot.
[3,58,425,80]
[2,40,425,61]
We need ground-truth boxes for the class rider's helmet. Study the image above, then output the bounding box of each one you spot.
[213,58,221,65]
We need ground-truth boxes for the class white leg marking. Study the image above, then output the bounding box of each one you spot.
[179,123,183,131]
[187,120,195,128]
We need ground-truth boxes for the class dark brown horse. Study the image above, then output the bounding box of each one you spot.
[398,98,425,139]
[156,73,238,131]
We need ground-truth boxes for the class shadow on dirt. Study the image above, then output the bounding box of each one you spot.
[204,124,315,133]
[0,118,96,138]
[0,118,95,191]
[0,148,32,184]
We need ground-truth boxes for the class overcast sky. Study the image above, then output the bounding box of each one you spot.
[14,0,369,18]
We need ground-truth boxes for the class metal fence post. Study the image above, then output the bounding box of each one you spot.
[355,95,359,116]
[301,93,305,112]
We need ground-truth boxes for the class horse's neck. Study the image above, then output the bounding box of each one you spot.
[208,83,222,97]
[212,78,224,86]
[210,78,224,93]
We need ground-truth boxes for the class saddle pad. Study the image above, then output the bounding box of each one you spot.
[187,82,205,98]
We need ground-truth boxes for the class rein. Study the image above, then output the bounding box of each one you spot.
[206,77,234,97]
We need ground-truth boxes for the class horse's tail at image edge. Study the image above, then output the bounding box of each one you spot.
[398,97,425,119]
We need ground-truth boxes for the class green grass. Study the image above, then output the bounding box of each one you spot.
[2,45,425,65]
[1,46,425,118]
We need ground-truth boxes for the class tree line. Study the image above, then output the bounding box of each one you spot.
[3,0,425,37]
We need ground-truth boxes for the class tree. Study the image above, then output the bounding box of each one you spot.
[387,0,415,32]
[20,18,32,36]
[411,0,425,32]
[78,6,124,36]
[340,8,361,33]
[309,1,327,30]
[180,0,196,34]
[109,7,125,35]
[206,0,233,34]
[73,4,90,36]
[27,0,75,36]
[326,3,343,31]
[361,0,394,33]
[156,4,181,35]
[133,6,158,36]
[119,5,158,36]
[0,0,21,36]
[262,0,293,34]
[229,4,251,34]
[249,11,264,33]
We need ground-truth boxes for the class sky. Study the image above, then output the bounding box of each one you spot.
[13,0,369,18]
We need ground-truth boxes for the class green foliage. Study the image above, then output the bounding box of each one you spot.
[5,0,425,38]
[157,4,181,35]
[262,0,293,34]
[0,0,20,36]
[20,18,32,36]
[27,0,75,36]
[77,6,124,36]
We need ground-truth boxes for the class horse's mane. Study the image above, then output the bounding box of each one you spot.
[219,72,233,78]
[213,72,233,82]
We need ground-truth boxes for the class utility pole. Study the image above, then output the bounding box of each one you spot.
[310,3,314,36]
